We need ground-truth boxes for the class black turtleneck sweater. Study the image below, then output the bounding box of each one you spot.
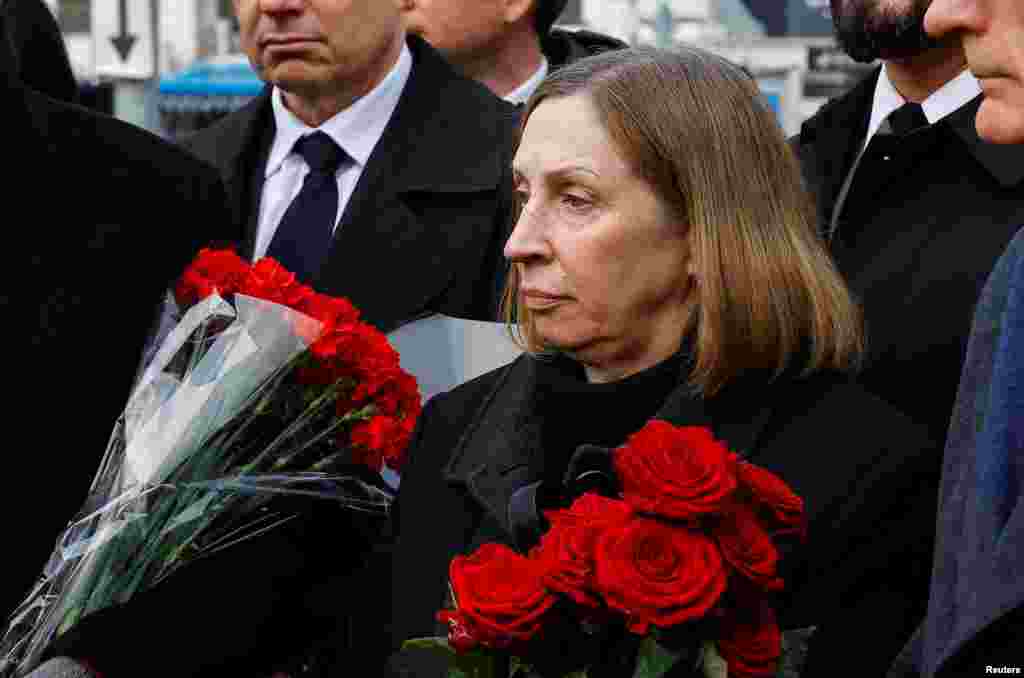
[530,350,688,489]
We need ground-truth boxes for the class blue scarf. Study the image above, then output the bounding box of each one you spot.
[919,227,1024,676]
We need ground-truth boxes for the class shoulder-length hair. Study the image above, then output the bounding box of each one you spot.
[502,45,863,395]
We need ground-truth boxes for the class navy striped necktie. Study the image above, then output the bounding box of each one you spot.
[265,131,348,284]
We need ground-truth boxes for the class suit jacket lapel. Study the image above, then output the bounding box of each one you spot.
[443,356,541,539]
[196,87,274,260]
[798,69,877,233]
[316,36,509,333]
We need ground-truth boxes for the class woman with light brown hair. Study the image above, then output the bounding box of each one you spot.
[388,46,938,677]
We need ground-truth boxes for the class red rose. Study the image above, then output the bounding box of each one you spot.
[735,461,806,539]
[449,543,558,647]
[592,515,728,634]
[530,493,633,608]
[614,422,738,521]
[715,597,782,678]
[713,502,784,592]
[436,609,481,654]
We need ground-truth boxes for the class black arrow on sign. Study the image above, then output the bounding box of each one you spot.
[110,0,137,62]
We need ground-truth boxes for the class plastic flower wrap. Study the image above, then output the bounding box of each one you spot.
[0,248,420,677]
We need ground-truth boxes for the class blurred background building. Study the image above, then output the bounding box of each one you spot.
[45,0,874,138]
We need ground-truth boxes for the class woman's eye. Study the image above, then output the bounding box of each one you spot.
[562,193,592,211]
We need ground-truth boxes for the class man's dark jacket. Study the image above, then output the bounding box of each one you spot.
[794,68,1024,446]
[180,35,519,333]
[792,67,1024,676]
[0,13,237,620]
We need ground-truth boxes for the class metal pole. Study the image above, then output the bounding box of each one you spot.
[629,0,638,45]
[655,0,673,48]
[144,0,162,134]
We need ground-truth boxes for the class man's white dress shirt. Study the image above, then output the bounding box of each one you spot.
[503,57,549,106]
[864,64,982,148]
[254,43,413,260]
[830,65,982,233]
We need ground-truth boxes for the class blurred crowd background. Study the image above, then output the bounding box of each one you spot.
[46,0,872,139]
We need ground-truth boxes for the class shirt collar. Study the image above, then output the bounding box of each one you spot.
[266,42,413,178]
[504,57,549,106]
[865,63,981,144]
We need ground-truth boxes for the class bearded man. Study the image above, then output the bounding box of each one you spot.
[790,1,1024,676]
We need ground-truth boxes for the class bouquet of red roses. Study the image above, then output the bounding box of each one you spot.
[406,422,805,678]
[0,248,421,677]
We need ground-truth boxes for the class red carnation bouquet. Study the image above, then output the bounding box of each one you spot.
[0,248,421,677]
[406,422,805,678]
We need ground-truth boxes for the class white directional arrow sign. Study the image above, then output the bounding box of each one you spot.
[93,0,155,79]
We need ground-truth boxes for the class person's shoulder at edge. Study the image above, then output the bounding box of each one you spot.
[787,67,880,149]
[999,223,1024,262]
[177,87,268,157]
[22,86,226,188]
[21,87,239,261]
[421,355,523,427]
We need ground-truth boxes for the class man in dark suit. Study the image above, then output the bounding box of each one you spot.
[883,3,1024,676]
[792,0,1024,674]
[0,0,236,622]
[403,0,625,105]
[181,0,519,334]
[795,0,1024,450]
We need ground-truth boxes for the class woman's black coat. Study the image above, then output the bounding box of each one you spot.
[387,354,941,678]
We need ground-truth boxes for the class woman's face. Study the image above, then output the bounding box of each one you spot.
[505,94,694,380]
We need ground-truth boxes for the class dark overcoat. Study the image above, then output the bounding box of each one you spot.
[793,68,1024,450]
[0,14,237,620]
[916,229,1024,677]
[180,35,520,333]
[387,354,940,677]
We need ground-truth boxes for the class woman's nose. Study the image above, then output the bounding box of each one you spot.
[503,199,551,263]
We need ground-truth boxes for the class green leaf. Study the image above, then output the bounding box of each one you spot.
[400,637,500,678]
[452,648,500,678]
[633,635,682,678]
[401,636,456,657]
